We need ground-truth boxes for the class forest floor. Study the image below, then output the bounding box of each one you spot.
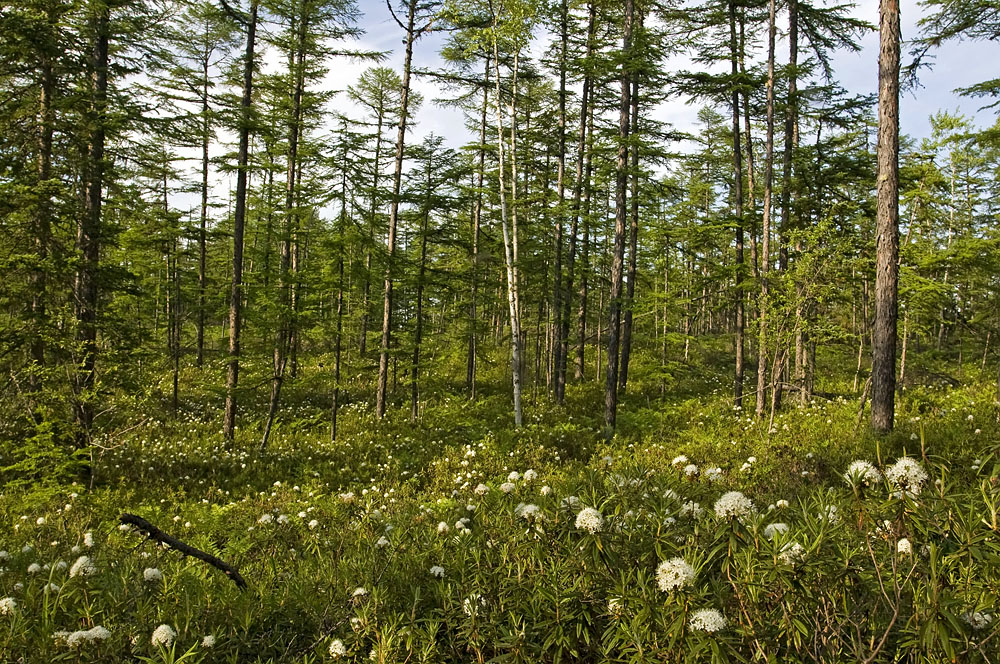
[2,347,1000,663]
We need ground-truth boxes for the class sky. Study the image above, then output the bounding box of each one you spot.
[321,0,998,154]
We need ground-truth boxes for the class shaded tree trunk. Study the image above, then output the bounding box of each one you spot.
[604,0,634,435]
[222,0,258,444]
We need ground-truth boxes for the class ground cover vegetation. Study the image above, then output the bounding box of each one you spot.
[2,0,1000,660]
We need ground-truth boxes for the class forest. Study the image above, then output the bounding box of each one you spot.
[1,0,1000,660]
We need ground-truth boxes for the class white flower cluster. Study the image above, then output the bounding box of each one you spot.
[152,624,176,648]
[885,457,928,497]
[656,558,696,592]
[845,460,882,487]
[499,482,515,494]
[329,638,348,658]
[679,501,703,519]
[575,507,604,534]
[463,593,486,616]
[778,542,805,566]
[474,483,489,496]
[962,611,993,630]
[54,625,111,648]
[515,503,543,522]
[69,555,96,578]
[764,523,788,540]
[688,608,726,633]
[704,467,723,482]
[0,597,16,615]
[896,538,912,555]
[714,491,753,519]
[143,567,163,583]
[429,565,445,578]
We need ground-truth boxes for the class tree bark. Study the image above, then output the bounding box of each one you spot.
[604,0,634,435]
[871,0,900,433]
[756,0,776,418]
[619,59,641,394]
[74,1,109,445]
[376,0,419,419]
[728,0,745,409]
[222,0,258,444]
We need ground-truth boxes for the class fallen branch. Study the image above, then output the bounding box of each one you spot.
[119,513,248,589]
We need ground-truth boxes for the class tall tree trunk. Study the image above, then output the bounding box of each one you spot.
[619,60,641,393]
[197,54,210,368]
[223,0,258,444]
[360,111,384,356]
[411,163,431,422]
[331,139,349,441]
[756,0,776,418]
[74,1,109,445]
[261,9,306,450]
[492,27,524,428]
[30,45,54,393]
[377,0,419,419]
[871,0,900,433]
[467,56,490,399]
[552,0,569,403]
[729,0,745,409]
[604,0,634,435]
[575,66,596,382]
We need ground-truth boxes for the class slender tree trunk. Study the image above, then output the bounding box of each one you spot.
[411,163,431,422]
[604,0,634,435]
[756,0,776,418]
[360,112,384,356]
[30,48,54,393]
[619,61,641,393]
[223,0,258,444]
[74,2,109,445]
[549,0,568,402]
[376,0,418,419]
[197,55,210,368]
[729,0,745,409]
[871,0,900,433]
[492,28,524,428]
[575,71,595,382]
[261,11,307,451]
[467,57,489,399]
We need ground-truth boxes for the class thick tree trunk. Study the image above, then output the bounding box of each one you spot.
[604,0,634,435]
[871,0,900,433]
[223,0,258,444]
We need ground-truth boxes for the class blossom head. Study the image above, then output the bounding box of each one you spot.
[575,507,604,534]
[845,460,882,488]
[714,491,753,519]
[151,624,176,648]
[689,608,726,633]
[329,638,348,658]
[656,558,696,592]
[143,567,163,583]
[69,555,96,578]
[885,457,928,497]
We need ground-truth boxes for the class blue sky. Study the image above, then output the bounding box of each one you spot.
[326,0,998,152]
